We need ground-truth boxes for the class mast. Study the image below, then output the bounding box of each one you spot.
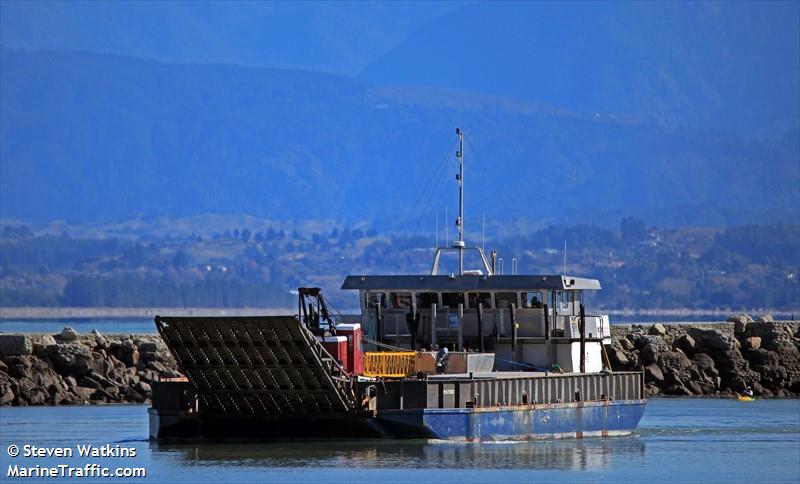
[455,128,465,275]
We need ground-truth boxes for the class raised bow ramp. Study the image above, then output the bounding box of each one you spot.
[155,316,358,417]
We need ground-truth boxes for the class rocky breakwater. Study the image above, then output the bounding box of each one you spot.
[0,328,181,406]
[607,315,800,397]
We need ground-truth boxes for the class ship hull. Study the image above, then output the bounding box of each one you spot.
[375,399,646,441]
[150,400,645,442]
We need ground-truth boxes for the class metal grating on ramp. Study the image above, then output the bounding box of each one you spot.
[155,316,357,417]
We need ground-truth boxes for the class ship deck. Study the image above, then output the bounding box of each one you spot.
[427,371,548,380]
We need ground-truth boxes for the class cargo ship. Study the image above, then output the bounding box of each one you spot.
[149,129,646,441]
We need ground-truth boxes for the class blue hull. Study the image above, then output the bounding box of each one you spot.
[376,400,646,441]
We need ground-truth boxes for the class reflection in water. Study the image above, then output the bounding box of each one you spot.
[152,438,646,471]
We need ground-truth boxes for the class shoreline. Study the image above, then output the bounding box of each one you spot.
[2,318,798,407]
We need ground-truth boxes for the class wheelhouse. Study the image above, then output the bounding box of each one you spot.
[341,274,611,372]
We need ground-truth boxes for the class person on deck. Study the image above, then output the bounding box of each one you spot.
[435,343,449,374]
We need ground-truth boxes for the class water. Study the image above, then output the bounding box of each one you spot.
[1,399,798,483]
[0,318,153,334]
[3,313,795,334]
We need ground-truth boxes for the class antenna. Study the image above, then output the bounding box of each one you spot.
[482,213,485,250]
[435,212,439,249]
[563,240,567,275]
[445,208,448,248]
[454,128,465,275]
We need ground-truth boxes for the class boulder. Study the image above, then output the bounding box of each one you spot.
[74,386,94,402]
[686,380,704,395]
[728,314,753,334]
[649,323,667,336]
[86,352,112,376]
[46,343,92,376]
[139,351,157,363]
[111,340,140,367]
[742,322,795,352]
[137,369,160,383]
[5,356,33,379]
[87,335,108,351]
[645,383,661,396]
[658,350,693,372]
[692,353,717,372]
[673,334,696,355]
[742,336,762,350]
[607,346,630,369]
[135,381,151,395]
[687,328,737,353]
[0,334,32,357]
[644,364,664,383]
[0,371,18,405]
[58,326,78,341]
[90,388,114,402]
[64,376,78,389]
[137,341,158,353]
[757,313,775,323]
[619,338,634,351]
[713,349,761,392]
[637,335,669,365]
[161,369,183,379]
[88,371,115,388]
[635,335,670,352]
[26,387,50,405]
[123,387,146,403]
[127,374,140,387]
[146,360,168,374]
[78,376,103,390]
[103,386,120,400]
[665,383,693,396]
[28,334,56,357]
[641,344,658,365]
[35,366,63,393]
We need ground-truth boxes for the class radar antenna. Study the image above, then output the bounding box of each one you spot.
[455,128,465,275]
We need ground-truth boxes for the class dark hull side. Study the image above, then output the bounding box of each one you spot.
[150,400,646,442]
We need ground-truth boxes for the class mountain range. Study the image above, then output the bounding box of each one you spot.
[0,1,798,230]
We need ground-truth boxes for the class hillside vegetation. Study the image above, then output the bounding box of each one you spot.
[1,220,797,311]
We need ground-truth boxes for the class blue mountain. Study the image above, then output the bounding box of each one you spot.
[1,47,797,229]
[1,2,798,229]
[361,1,800,133]
[0,0,463,75]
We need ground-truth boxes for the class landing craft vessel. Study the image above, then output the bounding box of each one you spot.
[149,129,646,441]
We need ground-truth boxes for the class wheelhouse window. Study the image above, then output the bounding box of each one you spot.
[522,291,545,308]
[495,292,518,309]
[556,291,570,310]
[416,292,439,309]
[441,292,465,308]
[390,292,412,310]
[467,292,492,309]
[365,292,386,309]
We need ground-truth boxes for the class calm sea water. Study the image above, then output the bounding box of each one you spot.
[0,318,155,334]
[0,399,798,483]
[4,313,796,334]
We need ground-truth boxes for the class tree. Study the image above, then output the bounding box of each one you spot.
[620,217,647,241]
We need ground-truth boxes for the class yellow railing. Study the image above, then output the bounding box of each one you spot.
[363,352,416,378]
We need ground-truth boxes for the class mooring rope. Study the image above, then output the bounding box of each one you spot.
[361,335,412,353]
